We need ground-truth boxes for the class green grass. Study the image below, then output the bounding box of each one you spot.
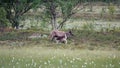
[0,29,120,50]
[0,29,120,68]
[0,56,120,68]
[0,46,120,68]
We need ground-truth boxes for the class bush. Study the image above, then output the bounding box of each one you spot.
[0,7,10,28]
[81,22,95,31]
[108,3,116,20]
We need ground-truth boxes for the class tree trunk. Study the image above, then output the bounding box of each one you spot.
[51,16,57,30]
[5,9,19,29]
[89,2,93,12]
[12,16,19,29]
[12,20,19,29]
[50,2,57,30]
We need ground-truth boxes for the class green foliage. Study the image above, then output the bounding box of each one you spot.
[0,7,9,28]
[0,30,49,41]
[40,0,81,29]
[1,0,42,29]
[108,5,115,15]
[0,31,31,41]
[108,3,116,20]
[100,7,106,19]
[72,28,120,48]
[81,22,95,31]
[0,28,120,50]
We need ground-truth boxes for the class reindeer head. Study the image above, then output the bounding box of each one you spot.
[66,30,74,38]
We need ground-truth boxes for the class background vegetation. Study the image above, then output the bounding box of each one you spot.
[0,0,120,68]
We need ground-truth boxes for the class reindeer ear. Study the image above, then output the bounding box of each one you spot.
[69,30,74,36]
[69,30,72,33]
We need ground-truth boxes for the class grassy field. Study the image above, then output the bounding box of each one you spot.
[0,25,120,68]
[0,4,120,68]
[0,33,120,68]
[0,45,120,68]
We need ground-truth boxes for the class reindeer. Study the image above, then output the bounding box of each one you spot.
[49,30,73,44]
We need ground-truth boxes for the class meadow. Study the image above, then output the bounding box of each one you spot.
[0,18,120,68]
[0,5,120,68]
[0,44,120,68]
[0,27,120,68]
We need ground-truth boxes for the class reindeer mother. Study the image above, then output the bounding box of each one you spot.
[49,30,73,44]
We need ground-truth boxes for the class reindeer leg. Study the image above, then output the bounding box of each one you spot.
[64,34,67,44]
[65,40,67,44]
[55,39,60,44]
[51,37,54,41]
[62,39,67,44]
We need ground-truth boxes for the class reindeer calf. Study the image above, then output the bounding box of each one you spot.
[49,30,73,44]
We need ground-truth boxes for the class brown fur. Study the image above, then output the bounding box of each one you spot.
[49,30,73,44]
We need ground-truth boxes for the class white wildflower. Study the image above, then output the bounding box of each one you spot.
[82,65,86,68]
[16,62,19,64]
[73,58,75,61]
[113,55,116,59]
[26,64,28,67]
[48,60,51,64]
[63,54,66,57]
[91,61,94,64]
[64,63,67,65]
[13,66,15,68]
[70,60,73,63]
[34,62,37,67]
[84,62,87,65]
[44,62,47,65]
[39,65,41,68]
[32,59,34,63]
[59,59,62,64]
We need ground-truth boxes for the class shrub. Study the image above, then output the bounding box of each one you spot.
[108,3,116,20]
[0,7,10,28]
[81,22,95,31]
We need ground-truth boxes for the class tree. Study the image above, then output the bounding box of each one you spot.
[0,7,9,28]
[0,0,42,29]
[40,0,81,30]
